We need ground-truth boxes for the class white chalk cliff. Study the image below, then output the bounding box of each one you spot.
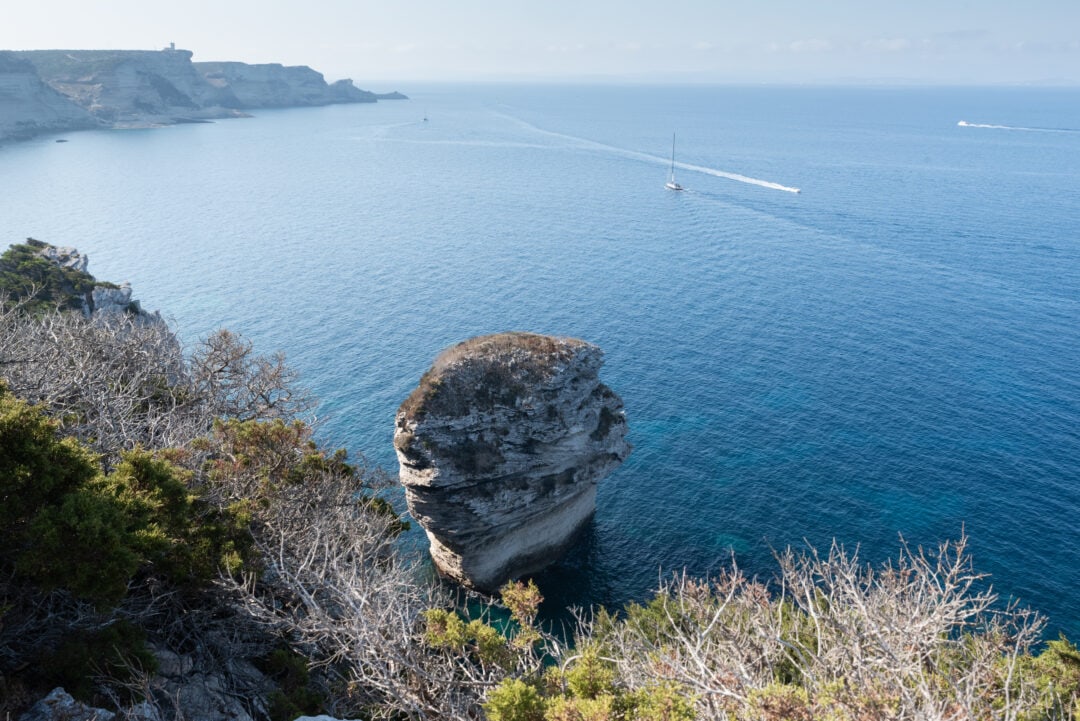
[395,332,630,591]
[1,48,405,142]
[196,61,377,107]
[0,52,98,140]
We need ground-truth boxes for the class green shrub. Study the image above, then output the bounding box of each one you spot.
[103,448,254,586]
[424,608,513,668]
[625,683,696,721]
[31,620,157,704]
[545,694,616,721]
[18,483,142,604]
[0,387,252,605]
[0,239,98,313]
[485,678,545,721]
[0,388,135,604]
[1016,636,1080,720]
[564,648,617,700]
[260,648,325,721]
[0,385,100,531]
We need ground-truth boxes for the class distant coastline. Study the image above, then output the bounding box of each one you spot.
[0,46,406,143]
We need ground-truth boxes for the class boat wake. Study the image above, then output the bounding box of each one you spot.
[499,113,801,194]
[957,120,1080,133]
[676,161,801,193]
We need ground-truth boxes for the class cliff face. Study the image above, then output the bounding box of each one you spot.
[0,52,99,140]
[2,48,405,142]
[196,61,378,107]
[395,332,630,591]
[17,49,244,125]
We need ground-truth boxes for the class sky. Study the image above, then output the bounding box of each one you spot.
[2,0,1078,86]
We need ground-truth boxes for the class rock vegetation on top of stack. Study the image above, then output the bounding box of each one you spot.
[394,332,630,591]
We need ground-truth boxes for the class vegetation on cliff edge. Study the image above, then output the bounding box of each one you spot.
[2,242,1079,721]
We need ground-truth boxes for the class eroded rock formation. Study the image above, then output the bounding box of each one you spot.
[395,332,630,591]
[196,61,378,107]
[17,48,245,126]
[25,239,164,324]
[1,48,407,142]
[0,52,98,141]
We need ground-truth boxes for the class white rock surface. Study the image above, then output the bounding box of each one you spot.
[19,49,243,125]
[0,53,98,141]
[395,332,630,591]
[196,61,377,107]
[28,240,164,326]
[90,283,133,314]
[2,48,389,142]
[37,244,89,272]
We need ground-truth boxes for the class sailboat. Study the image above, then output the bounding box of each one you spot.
[665,132,684,191]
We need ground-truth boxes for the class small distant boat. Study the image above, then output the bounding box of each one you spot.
[665,132,684,191]
[423,109,429,123]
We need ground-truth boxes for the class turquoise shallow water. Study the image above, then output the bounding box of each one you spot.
[2,84,1079,635]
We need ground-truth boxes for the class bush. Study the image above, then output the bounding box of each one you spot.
[0,386,251,605]
[30,621,157,704]
[1017,636,1080,720]
[102,447,254,587]
[0,387,136,604]
[0,238,97,313]
[259,648,325,721]
[485,679,545,721]
[0,384,100,530]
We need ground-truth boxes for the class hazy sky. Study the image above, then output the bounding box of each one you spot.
[3,0,1078,85]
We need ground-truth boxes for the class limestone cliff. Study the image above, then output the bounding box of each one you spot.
[395,332,630,591]
[0,52,98,140]
[196,61,379,108]
[17,49,244,126]
[2,48,405,142]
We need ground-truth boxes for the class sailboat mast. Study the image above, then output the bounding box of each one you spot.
[665,131,684,190]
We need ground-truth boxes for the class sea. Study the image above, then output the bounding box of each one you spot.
[2,84,1079,638]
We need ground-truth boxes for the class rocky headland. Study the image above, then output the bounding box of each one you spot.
[0,47,406,142]
[196,60,378,108]
[6,238,163,323]
[394,332,630,591]
[0,52,98,141]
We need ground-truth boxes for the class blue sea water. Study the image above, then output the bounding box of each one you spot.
[2,85,1079,636]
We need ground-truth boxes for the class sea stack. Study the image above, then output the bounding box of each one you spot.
[394,332,630,591]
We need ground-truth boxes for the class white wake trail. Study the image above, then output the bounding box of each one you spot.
[678,161,802,194]
[500,113,801,194]
[958,120,1078,133]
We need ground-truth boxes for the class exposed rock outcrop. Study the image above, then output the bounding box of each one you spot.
[17,687,117,721]
[146,643,264,721]
[196,61,378,107]
[2,48,405,142]
[13,238,163,324]
[395,332,630,591]
[0,52,99,141]
[35,242,89,273]
[17,49,246,126]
